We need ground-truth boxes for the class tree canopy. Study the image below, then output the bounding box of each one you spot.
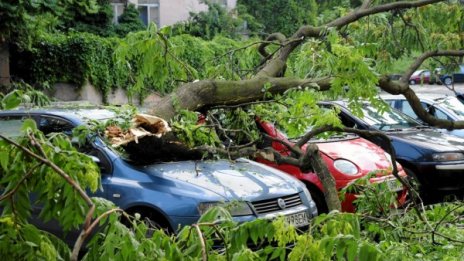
[1,0,464,260]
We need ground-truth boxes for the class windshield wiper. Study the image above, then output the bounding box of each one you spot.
[412,126,432,130]
[384,128,405,132]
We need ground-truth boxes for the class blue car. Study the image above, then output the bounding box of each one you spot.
[321,101,464,197]
[0,107,317,244]
[434,65,464,85]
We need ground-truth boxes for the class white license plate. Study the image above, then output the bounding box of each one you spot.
[386,178,403,192]
[285,211,309,227]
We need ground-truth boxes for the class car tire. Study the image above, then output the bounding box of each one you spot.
[409,80,416,85]
[122,209,172,236]
[308,187,328,214]
[443,77,453,85]
[402,167,431,203]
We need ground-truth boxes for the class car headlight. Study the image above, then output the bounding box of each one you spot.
[432,152,464,162]
[301,186,313,202]
[197,201,253,216]
[333,159,358,175]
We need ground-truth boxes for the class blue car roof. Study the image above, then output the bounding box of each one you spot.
[0,106,117,125]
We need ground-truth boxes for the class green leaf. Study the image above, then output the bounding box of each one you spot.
[1,90,22,110]
[0,151,9,170]
[21,119,37,132]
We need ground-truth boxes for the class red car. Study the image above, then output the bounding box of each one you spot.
[409,69,433,85]
[255,120,408,213]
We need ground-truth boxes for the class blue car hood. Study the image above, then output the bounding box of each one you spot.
[391,129,464,152]
[140,158,302,201]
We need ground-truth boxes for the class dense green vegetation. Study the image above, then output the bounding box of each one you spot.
[1,109,463,260]
[12,33,124,100]
[237,0,318,36]
[171,3,263,40]
[2,0,464,260]
[11,29,263,99]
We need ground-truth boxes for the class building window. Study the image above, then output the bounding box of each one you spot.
[138,0,160,27]
[111,3,125,24]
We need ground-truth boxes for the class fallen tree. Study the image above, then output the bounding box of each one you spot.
[111,0,464,211]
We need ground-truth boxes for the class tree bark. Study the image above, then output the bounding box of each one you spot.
[148,77,332,120]
[0,41,10,86]
[305,144,341,211]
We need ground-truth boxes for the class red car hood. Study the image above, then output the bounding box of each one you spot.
[313,137,395,173]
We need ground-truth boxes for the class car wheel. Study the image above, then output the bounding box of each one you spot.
[403,167,420,190]
[409,80,416,85]
[402,167,432,203]
[122,209,172,236]
[443,77,453,85]
[308,187,328,214]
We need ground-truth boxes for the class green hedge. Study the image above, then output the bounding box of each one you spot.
[15,32,127,102]
[13,31,262,102]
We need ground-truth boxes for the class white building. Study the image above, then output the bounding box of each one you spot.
[110,0,237,27]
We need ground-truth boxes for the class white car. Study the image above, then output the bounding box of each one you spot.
[381,93,464,137]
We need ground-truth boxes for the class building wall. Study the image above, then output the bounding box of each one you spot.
[159,0,238,27]
[124,0,236,27]
[159,0,207,27]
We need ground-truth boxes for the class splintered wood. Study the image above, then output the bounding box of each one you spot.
[105,114,171,147]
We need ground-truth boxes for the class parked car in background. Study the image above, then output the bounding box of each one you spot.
[435,65,464,85]
[254,120,408,213]
[388,74,403,81]
[409,69,434,85]
[382,94,464,137]
[0,107,318,245]
[321,101,464,199]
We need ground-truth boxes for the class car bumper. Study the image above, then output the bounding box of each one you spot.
[340,171,409,212]
[415,162,464,191]
[170,204,317,233]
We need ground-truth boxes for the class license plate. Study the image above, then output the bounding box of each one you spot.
[285,211,309,227]
[386,178,403,192]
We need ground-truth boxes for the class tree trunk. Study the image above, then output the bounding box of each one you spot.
[305,143,341,211]
[0,42,10,86]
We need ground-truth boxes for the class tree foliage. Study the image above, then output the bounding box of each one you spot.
[237,0,319,36]
[63,0,114,37]
[2,0,464,259]
[0,0,100,47]
[12,32,125,100]
[1,105,463,260]
[113,4,146,37]
[171,3,263,40]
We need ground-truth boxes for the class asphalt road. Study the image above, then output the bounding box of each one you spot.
[406,83,464,95]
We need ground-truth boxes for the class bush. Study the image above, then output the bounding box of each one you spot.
[12,32,128,102]
[113,4,146,37]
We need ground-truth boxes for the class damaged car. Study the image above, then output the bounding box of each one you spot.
[0,107,318,245]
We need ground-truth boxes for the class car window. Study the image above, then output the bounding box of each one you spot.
[39,116,112,174]
[39,116,74,136]
[0,116,30,138]
[434,96,464,119]
[361,105,420,130]
[432,107,452,120]
[84,146,112,174]
[385,100,396,108]
[398,101,419,120]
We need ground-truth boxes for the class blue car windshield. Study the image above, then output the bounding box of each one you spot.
[434,96,464,120]
[361,105,420,131]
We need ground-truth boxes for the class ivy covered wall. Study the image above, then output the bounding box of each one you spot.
[11,30,262,104]
[11,33,127,103]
